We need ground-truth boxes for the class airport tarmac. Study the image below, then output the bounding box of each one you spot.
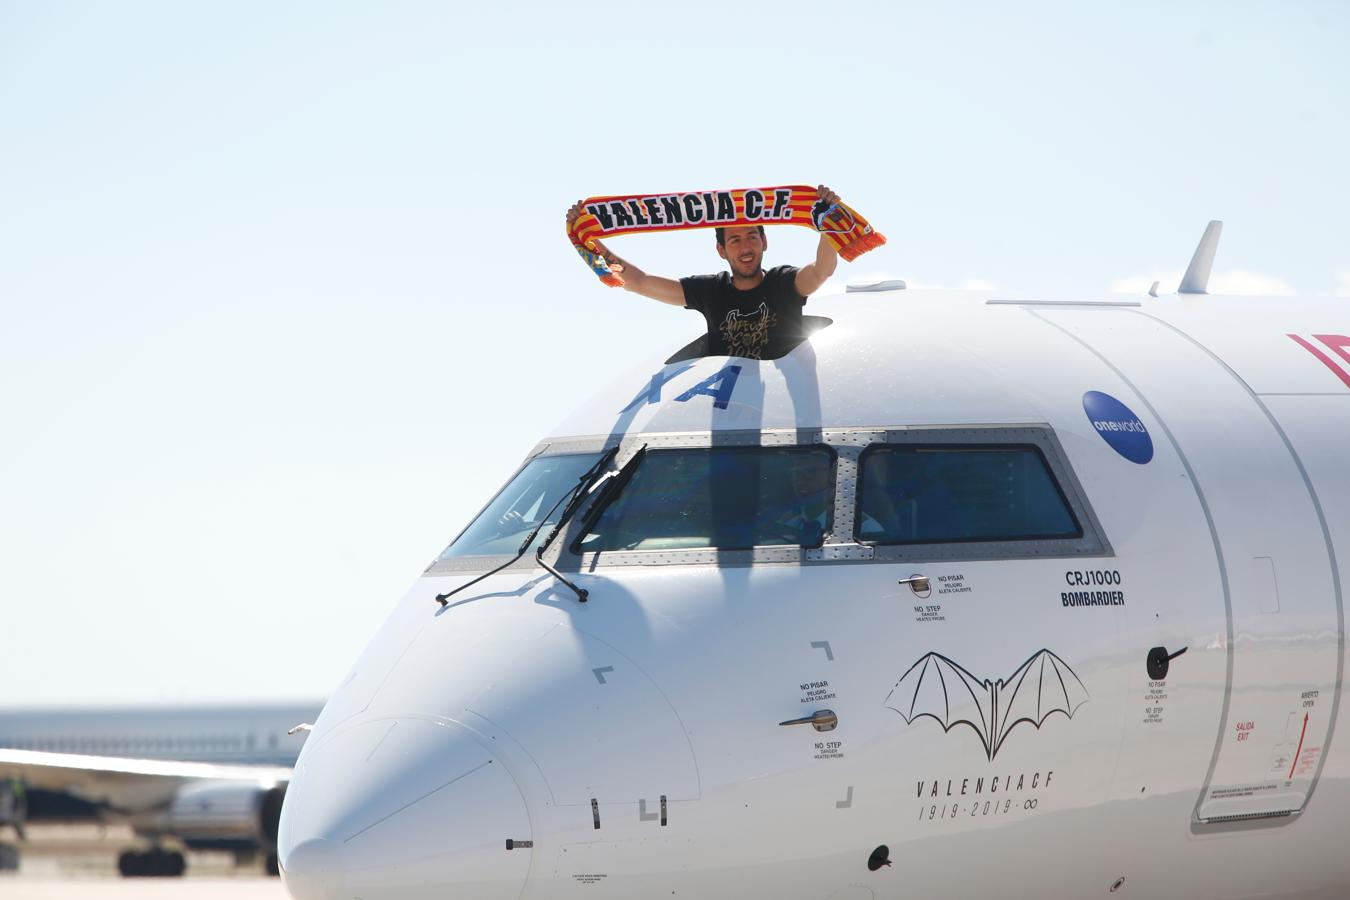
[0,880,289,899]
[0,825,288,899]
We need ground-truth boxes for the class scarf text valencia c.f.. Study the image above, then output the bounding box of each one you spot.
[566,185,886,287]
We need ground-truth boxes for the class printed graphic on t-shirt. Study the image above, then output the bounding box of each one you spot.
[720,303,777,359]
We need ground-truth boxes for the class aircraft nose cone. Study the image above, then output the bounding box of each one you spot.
[278,717,532,900]
[280,838,343,900]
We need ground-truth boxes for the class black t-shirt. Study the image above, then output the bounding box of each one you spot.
[680,265,807,360]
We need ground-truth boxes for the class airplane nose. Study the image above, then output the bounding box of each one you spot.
[280,838,341,900]
[278,717,532,900]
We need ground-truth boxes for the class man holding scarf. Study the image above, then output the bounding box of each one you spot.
[565,185,844,360]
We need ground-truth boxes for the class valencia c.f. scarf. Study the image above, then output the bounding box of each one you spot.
[567,185,886,287]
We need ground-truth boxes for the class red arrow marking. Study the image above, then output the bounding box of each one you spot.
[1290,712,1309,780]
[1289,334,1350,389]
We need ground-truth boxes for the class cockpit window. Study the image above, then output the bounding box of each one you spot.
[574,446,836,553]
[855,445,1081,545]
[438,453,599,559]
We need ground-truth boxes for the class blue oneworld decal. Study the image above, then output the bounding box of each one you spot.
[1082,390,1153,464]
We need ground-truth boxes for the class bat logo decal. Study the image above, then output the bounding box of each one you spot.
[884,649,1089,761]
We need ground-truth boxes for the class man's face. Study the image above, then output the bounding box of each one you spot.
[792,462,830,505]
[717,226,766,278]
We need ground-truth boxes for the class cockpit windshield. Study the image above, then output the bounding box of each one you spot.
[574,446,836,553]
[855,445,1082,544]
[438,453,600,559]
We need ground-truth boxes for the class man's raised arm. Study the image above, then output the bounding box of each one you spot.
[793,185,842,298]
[567,201,686,306]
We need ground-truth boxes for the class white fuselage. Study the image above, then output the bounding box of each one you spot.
[278,291,1350,899]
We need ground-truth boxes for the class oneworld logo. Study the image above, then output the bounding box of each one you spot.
[1093,418,1147,434]
[1083,391,1153,464]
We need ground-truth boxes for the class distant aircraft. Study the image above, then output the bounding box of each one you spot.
[0,702,320,876]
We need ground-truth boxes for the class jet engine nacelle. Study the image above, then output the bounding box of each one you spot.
[134,780,286,851]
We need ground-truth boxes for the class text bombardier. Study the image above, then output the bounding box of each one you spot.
[585,189,797,232]
[1062,590,1126,607]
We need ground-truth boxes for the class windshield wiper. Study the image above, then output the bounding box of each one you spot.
[535,444,646,602]
[571,444,649,550]
[434,445,620,608]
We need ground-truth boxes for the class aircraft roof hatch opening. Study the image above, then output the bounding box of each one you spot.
[665,315,834,365]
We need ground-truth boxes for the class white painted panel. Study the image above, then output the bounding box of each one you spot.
[1260,394,1350,787]
[469,625,700,805]
[1145,297,1350,396]
[1038,307,1339,821]
[281,718,531,900]
[1251,557,1280,614]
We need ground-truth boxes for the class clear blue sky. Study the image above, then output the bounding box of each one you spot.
[2,1,1346,706]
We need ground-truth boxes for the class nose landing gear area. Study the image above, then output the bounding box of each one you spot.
[0,823,284,885]
[117,846,186,877]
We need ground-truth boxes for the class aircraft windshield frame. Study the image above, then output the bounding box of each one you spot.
[571,445,839,554]
[435,451,603,562]
[853,443,1084,546]
[425,425,1111,575]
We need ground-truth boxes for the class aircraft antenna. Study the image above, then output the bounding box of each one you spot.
[1178,220,1223,294]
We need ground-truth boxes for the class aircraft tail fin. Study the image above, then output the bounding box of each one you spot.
[1178,220,1223,294]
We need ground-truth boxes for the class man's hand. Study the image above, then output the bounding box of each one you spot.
[794,185,843,297]
[566,198,683,304]
[565,200,592,236]
[567,200,622,272]
[815,184,841,212]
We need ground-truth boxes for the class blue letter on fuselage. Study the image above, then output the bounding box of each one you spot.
[620,363,696,412]
[675,365,742,411]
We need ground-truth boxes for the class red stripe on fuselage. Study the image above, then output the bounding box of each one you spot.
[1288,334,1350,389]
